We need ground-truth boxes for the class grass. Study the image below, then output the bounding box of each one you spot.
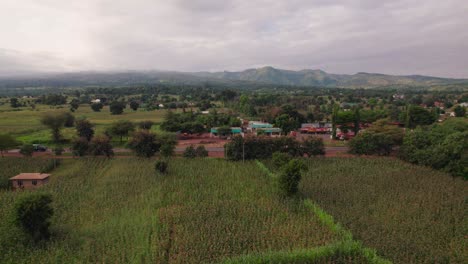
[300,157,467,264]
[0,158,343,263]
[0,104,171,145]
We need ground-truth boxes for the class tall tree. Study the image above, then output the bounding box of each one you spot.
[0,134,18,157]
[40,113,67,143]
[75,119,95,141]
[109,120,135,143]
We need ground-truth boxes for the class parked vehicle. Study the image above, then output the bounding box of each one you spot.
[32,144,47,152]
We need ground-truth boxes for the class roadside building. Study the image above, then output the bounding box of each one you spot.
[210,127,242,137]
[10,173,51,190]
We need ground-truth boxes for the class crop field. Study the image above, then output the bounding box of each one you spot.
[0,104,171,144]
[300,158,467,264]
[0,158,364,263]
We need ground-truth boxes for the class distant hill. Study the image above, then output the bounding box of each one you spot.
[0,67,467,89]
[192,66,468,88]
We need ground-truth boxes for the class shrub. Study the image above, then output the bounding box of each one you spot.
[301,136,325,156]
[128,130,160,158]
[183,145,197,158]
[278,159,307,197]
[155,160,168,174]
[71,137,89,157]
[272,151,291,169]
[13,193,54,242]
[349,131,394,156]
[195,145,208,157]
[225,135,303,161]
[89,135,114,157]
[19,144,34,157]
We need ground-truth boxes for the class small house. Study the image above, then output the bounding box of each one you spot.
[10,173,50,190]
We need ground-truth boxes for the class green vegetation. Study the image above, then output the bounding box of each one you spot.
[300,158,467,263]
[0,158,346,263]
[13,193,54,242]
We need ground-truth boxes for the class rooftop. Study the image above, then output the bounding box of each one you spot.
[10,173,50,180]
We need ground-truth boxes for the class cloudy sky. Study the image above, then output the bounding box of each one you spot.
[1,0,467,77]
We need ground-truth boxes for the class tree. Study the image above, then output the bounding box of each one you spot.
[454,105,466,117]
[13,193,54,242]
[405,105,436,128]
[89,135,114,157]
[91,102,104,112]
[10,97,20,108]
[40,113,67,143]
[353,108,361,135]
[75,119,94,141]
[109,101,126,115]
[71,137,89,157]
[109,120,135,143]
[0,134,18,157]
[195,145,208,157]
[278,159,307,197]
[63,112,75,128]
[349,131,394,156]
[19,144,34,157]
[128,130,160,158]
[139,120,154,130]
[69,99,80,112]
[129,101,140,111]
[275,114,299,134]
[183,145,197,158]
[159,133,177,157]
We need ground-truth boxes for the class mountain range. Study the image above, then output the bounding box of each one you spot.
[1,67,467,89]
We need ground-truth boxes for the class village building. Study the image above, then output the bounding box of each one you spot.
[9,173,51,190]
[246,121,282,136]
[300,122,332,134]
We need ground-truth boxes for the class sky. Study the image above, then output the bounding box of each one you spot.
[1,0,468,77]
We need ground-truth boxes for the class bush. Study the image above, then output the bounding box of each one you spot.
[278,159,307,197]
[349,131,394,156]
[195,145,209,157]
[71,137,89,157]
[91,102,103,112]
[89,135,114,157]
[75,119,94,141]
[128,130,160,158]
[155,160,168,174]
[301,136,325,156]
[63,112,75,128]
[225,135,303,161]
[13,193,54,242]
[183,145,197,158]
[272,151,291,169]
[19,144,34,157]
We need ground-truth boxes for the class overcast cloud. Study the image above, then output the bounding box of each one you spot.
[1,0,467,77]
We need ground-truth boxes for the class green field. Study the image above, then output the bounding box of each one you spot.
[0,104,171,144]
[300,158,468,263]
[0,156,465,263]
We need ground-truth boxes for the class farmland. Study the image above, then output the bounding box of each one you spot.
[300,158,468,264]
[1,157,386,263]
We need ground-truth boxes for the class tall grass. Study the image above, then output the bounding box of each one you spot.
[301,157,467,264]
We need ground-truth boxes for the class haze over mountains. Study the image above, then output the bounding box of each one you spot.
[1,67,467,89]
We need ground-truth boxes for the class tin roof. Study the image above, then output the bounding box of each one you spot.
[10,173,50,180]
